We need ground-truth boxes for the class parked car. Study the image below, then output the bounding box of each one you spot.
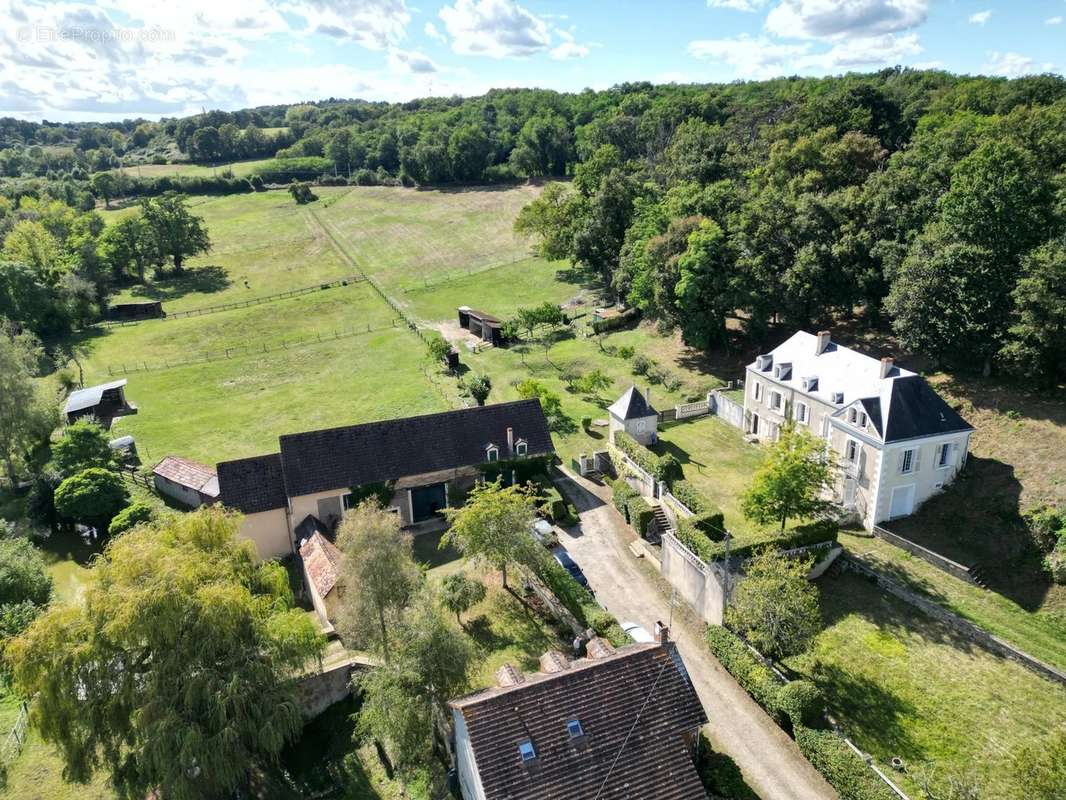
[531,518,559,549]
[552,547,589,588]
[621,622,654,643]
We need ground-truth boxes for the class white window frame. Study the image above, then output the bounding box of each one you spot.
[937,442,954,469]
[342,492,356,512]
[515,441,528,457]
[486,445,499,462]
[795,402,809,425]
[769,390,783,412]
[847,407,857,424]
[753,381,762,401]
[845,438,859,464]
[900,448,916,475]
[858,411,868,428]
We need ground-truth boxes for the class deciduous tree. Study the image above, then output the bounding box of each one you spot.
[139,193,210,274]
[443,480,539,589]
[740,426,834,531]
[5,508,324,800]
[53,467,129,532]
[0,324,57,485]
[47,419,114,478]
[439,572,486,627]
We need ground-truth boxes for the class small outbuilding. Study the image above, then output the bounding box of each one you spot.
[609,385,659,446]
[64,379,137,427]
[108,301,164,321]
[152,456,220,509]
[297,520,343,632]
[457,306,504,347]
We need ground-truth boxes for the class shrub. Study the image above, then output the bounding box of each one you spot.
[655,453,683,484]
[536,557,595,628]
[777,680,824,728]
[1045,542,1066,584]
[581,416,592,431]
[705,626,785,723]
[794,725,897,800]
[690,510,727,539]
[694,734,759,800]
[674,518,718,563]
[1026,506,1065,554]
[632,354,654,376]
[611,479,640,518]
[616,345,635,360]
[108,501,156,536]
[626,496,654,537]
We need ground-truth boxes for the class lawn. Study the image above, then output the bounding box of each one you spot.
[314,184,543,293]
[841,532,1066,673]
[106,190,354,312]
[785,571,1066,798]
[108,158,276,179]
[651,414,765,538]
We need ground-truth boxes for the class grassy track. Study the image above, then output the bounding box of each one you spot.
[786,571,1066,798]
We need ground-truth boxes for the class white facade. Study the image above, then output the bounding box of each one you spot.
[743,331,973,530]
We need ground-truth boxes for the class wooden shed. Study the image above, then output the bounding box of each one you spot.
[457,306,504,347]
[153,456,220,509]
[108,301,164,321]
[64,379,137,427]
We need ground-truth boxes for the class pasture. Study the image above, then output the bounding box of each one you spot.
[108,157,276,179]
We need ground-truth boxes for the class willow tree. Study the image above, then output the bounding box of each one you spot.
[5,507,325,800]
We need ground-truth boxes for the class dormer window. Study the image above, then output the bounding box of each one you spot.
[858,412,868,428]
[832,391,844,405]
[773,362,792,381]
[518,739,536,762]
[567,719,585,739]
[515,440,528,457]
[848,408,857,424]
[486,445,499,462]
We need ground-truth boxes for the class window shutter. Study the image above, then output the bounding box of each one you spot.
[897,450,905,474]
[913,447,922,472]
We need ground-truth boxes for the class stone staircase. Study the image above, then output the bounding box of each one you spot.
[649,502,673,542]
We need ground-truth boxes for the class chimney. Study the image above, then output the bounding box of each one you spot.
[495,663,525,687]
[815,330,831,355]
[507,426,514,454]
[879,357,894,379]
[654,620,669,644]
[586,637,617,660]
[539,650,571,674]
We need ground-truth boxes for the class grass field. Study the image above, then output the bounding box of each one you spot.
[786,571,1066,798]
[108,158,276,179]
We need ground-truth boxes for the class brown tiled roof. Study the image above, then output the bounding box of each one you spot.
[450,642,708,800]
[153,456,219,496]
[299,531,342,597]
[216,453,287,514]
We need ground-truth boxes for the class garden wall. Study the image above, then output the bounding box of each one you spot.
[871,525,980,585]
[840,554,1066,688]
[295,657,374,719]
[660,532,729,624]
[710,390,745,430]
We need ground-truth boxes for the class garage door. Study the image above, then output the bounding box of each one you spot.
[410,482,447,523]
[889,484,915,519]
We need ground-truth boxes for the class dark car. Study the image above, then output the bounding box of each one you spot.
[552,547,589,588]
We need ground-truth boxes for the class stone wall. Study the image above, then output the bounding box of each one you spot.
[660,532,728,625]
[840,554,1066,687]
[871,525,978,585]
[294,659,372,720]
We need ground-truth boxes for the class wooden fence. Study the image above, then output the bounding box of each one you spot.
[106,320,402,375]
[1,701,29,766]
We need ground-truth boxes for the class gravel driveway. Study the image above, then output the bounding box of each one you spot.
[553,470,837,800]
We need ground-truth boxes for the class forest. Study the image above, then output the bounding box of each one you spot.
[1,69,1064,383]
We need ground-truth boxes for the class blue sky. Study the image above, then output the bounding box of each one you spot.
[1,0,1064,121]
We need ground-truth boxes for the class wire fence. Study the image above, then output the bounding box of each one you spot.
[100,274,366,327]
[399,251,530,294]
[1,702,29,767]
[105,319,403,375]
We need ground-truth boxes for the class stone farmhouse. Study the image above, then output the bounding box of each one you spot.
[215,400,554,559]
[744,330,973,530]
[449,635,708,800]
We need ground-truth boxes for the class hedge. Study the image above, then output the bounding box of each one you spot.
[249,156,334,183]
[536,556,595,628]
[694,734,759,800]
[583,604,632,647]
[626,496,655,537]
[705,626,786,724]
[674,517,719,563]
[614,431,682,483]
[590,307,639,334]
[794,726,897,800]
[777,680,824,728]
[702,518,840,561]
[611,479,640,518]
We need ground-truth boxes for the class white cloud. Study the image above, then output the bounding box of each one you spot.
[706,0,769,10]
[1047,16,1063,26]
[438,0,551,57]
[968,10,991,25]
[765,0,929,40]
[794,32,921,69]
[284,0,411,50]
[387,46,438,72]
[688,35,810,78]
[424,21,445,41]
[550,41,588,60]
[983,51,1036,77]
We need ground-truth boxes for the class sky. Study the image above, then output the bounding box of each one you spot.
[1,0,1064,121]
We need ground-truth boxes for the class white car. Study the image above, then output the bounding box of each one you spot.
[621,622,654,643]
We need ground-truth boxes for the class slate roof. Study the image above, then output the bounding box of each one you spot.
[152,456,219,497]
[64,379,127,414]
[278,400,554,498]
[882,375,972,442]
[216,453,287,514]
[450,642,708,800]
[608,385,658,421]
[299,531,342,598]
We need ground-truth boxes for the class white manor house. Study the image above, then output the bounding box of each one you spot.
[744,330,973,530]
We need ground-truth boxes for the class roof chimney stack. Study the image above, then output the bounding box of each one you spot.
[495,663,525,687]
[655,620,670,644]
[879,357,894,379]
[816,330,832,355]
[507,426,514,454]
[586,637,617,660]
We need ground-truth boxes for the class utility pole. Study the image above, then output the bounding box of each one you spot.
[722,531,733,616]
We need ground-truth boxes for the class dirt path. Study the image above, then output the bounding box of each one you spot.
[554,469,838,800]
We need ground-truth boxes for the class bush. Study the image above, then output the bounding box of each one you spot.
[626,496,654,537]
[613,431,679,483]
[108,501,156,536]
[655,453,683,484]
[674,517,719,562]
[777,680,824,728]
[536,557,595,628]
[690,510,727,539]
[694,734,759,800]
[794,725,897,800]
[1026,506,1065,554]
[705,626,785,723]
[632,354,654,376]
[611,479,640,517]
[581,416,592,430]
[1045,542,1066,584]
[617,345,635,360]
[250,156,333,183]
